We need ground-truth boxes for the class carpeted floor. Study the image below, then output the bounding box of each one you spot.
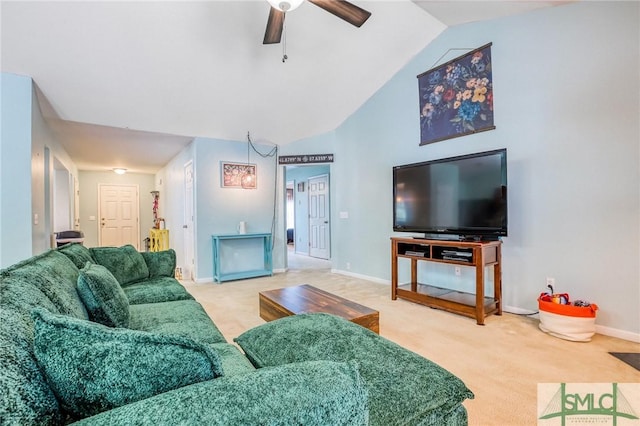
[183,254,640,425]
[609,352,640,371]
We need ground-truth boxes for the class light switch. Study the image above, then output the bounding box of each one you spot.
[340,211,349,219]
[89,216,96,221]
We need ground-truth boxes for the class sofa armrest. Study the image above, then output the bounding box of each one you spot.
[72,360,368,425]
[140,249,176,278]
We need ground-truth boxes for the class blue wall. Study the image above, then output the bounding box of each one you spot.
[193,137,279,280]
[159,137,280,281]
[0,73,33,267]
[1,72,79,266]
[286,2,639,335]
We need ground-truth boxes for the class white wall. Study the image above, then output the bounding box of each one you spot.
[154,142,194,276]
[31,85,79,253]
[286,2,640,338]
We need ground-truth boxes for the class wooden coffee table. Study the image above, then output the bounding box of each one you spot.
[259,284,379,333]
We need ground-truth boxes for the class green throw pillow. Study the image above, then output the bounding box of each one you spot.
[57,243,95,269]
[89,245,149,286]
[141,249,176,278]
[77,262,130,328]
[32,308,224,419]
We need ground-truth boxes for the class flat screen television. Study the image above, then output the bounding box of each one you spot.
[393,149,507,240]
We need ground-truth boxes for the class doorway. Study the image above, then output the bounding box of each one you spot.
[98,184,140,249]
[284,165,331,270]
[52,156,73,234]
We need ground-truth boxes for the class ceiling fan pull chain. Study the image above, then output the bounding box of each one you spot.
[282,15,288,63]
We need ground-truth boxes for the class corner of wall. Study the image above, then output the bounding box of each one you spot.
[0,73,33,267]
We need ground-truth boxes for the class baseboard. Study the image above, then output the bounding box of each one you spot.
[503,305,539,316]
[197,271,286,281]
[595,324,640,343]
[193,270,640,342]
[331,268,389,285]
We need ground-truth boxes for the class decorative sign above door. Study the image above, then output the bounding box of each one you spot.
[278,154,334,165]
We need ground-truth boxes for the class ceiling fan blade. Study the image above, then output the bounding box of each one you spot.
[263,7,285,44]
[308,0,371,27]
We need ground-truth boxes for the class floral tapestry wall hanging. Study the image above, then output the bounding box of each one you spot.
[417,43,495,145]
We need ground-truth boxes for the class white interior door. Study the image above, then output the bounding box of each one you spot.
[99,184,139,249]
[184,161,195,280]
[308,174,330,259]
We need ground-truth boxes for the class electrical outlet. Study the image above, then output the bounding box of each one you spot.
[546,277,555,288]
[346,262,351,270]
[455,266,461,276]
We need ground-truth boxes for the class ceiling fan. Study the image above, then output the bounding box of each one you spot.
[263,0,372,44]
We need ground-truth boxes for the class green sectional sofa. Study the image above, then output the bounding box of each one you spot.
[0,243,474,425]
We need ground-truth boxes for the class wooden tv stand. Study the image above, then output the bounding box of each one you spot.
[390,237,502,325]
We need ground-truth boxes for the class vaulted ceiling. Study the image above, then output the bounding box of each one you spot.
[1,1,570,173]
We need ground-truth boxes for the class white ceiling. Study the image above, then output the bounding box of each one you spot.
[1,0,570,173]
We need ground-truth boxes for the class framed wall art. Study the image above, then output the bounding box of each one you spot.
[221,162,257,189]
[417,43,495,146]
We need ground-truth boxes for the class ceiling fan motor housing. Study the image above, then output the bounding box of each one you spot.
[268,0,304,12]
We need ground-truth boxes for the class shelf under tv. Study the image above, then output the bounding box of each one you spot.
[391,237,502,325]
[396,283,499,321]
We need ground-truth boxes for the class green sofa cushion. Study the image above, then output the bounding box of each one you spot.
[57,243,95,269]
[77,262,130,328]
[0,250,86,425]
[0,250,88,320]
[0,306,62,425]
[128,299,227,344]
[89,245,149,286]
[235,313,474,426]
[32,308,223,419]
[121,276,193,305]
[140,249,176,278]
[72,361,368,426]
[208,343,256,376]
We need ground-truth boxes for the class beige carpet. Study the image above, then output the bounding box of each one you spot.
[183,262,640,426]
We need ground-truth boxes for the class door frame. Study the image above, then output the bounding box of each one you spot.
[282,165,332,268]
[184,161,195,280]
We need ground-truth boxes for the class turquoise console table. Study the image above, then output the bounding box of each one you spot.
[212,233,273,282]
